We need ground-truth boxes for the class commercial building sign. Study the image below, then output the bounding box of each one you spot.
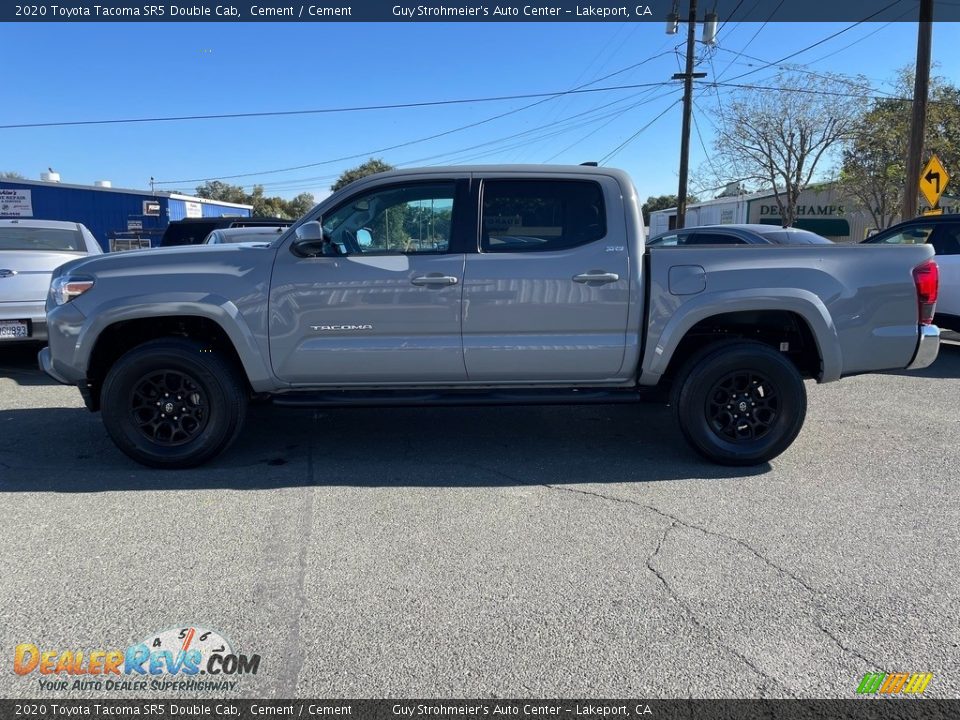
[143,200,160,216]
[757,204,846,217]
[185,201,203,218]
[0,189,33,217]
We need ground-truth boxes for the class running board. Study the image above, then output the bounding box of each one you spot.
[271,387,652,409]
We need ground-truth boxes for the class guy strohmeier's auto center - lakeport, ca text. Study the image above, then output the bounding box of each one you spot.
[16,4,652,18]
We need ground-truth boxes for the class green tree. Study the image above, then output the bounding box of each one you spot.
[331,158,394,192]
[641,194,697,225]
[0,171,26,180]
[195,180,315,220]
[840,68,960,228]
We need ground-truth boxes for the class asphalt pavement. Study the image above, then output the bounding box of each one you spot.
[0,339,958,699]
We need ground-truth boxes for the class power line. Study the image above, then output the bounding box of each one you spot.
[239,87,683,193]
[719,0,906,85]
[691,99,721,180]
[152,53,679,186]
[599,100,682,165]
[1,79,675,133]
[714,0,785,81]
[541,87,683,163]
[708,80,945,102]
[711,46,893,96]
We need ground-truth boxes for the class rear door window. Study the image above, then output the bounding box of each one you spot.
[870,225,936,245]
[481,180,606,252]
[686,232,747,245]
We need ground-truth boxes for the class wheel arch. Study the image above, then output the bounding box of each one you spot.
[82,304,270,410]
[641,290,840,387]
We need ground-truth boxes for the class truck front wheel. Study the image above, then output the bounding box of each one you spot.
[672,341,806,466]
[100,338,248,469]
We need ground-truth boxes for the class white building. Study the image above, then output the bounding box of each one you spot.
[648,183,959,243]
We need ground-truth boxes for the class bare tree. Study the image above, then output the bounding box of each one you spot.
[705,72,866,226]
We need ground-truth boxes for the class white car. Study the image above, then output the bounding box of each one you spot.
[863,216,960,330]
[202,226,287,246]
[0,219,102,342]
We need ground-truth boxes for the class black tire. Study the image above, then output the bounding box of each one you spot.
[671,340,806,466]
[100,338,248,469]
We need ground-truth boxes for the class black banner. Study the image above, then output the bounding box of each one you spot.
[1,700,959,720]
[3,0,960,23]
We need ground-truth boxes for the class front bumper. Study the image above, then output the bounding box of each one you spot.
[906,324,940,370]
[38,346,71,384]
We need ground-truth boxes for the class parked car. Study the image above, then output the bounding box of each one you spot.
[0,219,102,343]
[159,217,293,247]
[39,165,939,469]
[203,226,287,246]
[648,224,834,246]
[861,215,960,329]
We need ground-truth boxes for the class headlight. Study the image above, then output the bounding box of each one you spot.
[50,276,95,305]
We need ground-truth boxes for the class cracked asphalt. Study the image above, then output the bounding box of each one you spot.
[1,339,958,699]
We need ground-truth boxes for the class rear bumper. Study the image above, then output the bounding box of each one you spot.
[906,324,940,370]
[0,301,46,341]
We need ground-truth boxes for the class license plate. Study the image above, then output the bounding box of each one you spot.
[0,320,29,339]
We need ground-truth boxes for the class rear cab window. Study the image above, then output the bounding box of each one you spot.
[868,225,936,245]
[480,179,606,252]
[0,226,85,252]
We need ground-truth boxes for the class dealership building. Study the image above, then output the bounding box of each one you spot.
[0,174,252,251]
[648,181,959,241]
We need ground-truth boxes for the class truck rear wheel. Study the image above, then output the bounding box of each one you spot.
[100,339,247,469]
[672,340,806,466]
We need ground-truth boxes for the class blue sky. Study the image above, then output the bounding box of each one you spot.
[1,20,958,204]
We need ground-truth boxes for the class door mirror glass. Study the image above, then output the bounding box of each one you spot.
[356,228,374,249]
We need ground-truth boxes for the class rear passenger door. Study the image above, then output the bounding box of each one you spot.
[461,176,631,382]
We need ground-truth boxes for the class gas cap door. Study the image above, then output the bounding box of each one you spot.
[668,265,706,295]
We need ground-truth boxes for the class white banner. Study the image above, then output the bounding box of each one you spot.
[185,201,202,218]
[0,189,33,217]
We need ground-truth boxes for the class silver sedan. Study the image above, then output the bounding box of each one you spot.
[0,218,102,343]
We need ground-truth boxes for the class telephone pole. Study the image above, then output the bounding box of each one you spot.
[902,0,934,219]
[670,0,709,229]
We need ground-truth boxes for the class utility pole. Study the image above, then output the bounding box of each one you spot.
[670,0,709,229]
[902,0,934,219]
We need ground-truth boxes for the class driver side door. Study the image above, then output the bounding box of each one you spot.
[269,178,470,385]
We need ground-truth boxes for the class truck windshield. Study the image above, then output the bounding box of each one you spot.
[0,227,85,252]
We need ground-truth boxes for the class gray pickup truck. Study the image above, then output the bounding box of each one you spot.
[39,165,940,469]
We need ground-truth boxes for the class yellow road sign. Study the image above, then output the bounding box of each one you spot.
[919,154,950,208]
[922,207,944,216]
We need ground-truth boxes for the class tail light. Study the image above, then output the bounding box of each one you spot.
[912,259,938,325]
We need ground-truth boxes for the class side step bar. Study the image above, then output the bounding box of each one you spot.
[271,387,653,409]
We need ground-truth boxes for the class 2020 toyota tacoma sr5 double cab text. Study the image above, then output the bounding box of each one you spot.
[39,166,941,468]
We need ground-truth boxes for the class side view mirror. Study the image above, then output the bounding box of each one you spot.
[292,220,326,257]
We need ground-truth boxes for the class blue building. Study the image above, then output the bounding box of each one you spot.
[0,176,252,251]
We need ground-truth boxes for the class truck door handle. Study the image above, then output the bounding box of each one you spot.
[411,274,459,286]
[573,271,620,284]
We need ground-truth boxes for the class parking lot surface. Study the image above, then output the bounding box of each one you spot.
[1,339,958,699]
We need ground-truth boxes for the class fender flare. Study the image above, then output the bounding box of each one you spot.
[639,288,842,385]
[77,293,277,392]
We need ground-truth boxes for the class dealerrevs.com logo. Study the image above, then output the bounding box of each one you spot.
[13,626,260,692]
